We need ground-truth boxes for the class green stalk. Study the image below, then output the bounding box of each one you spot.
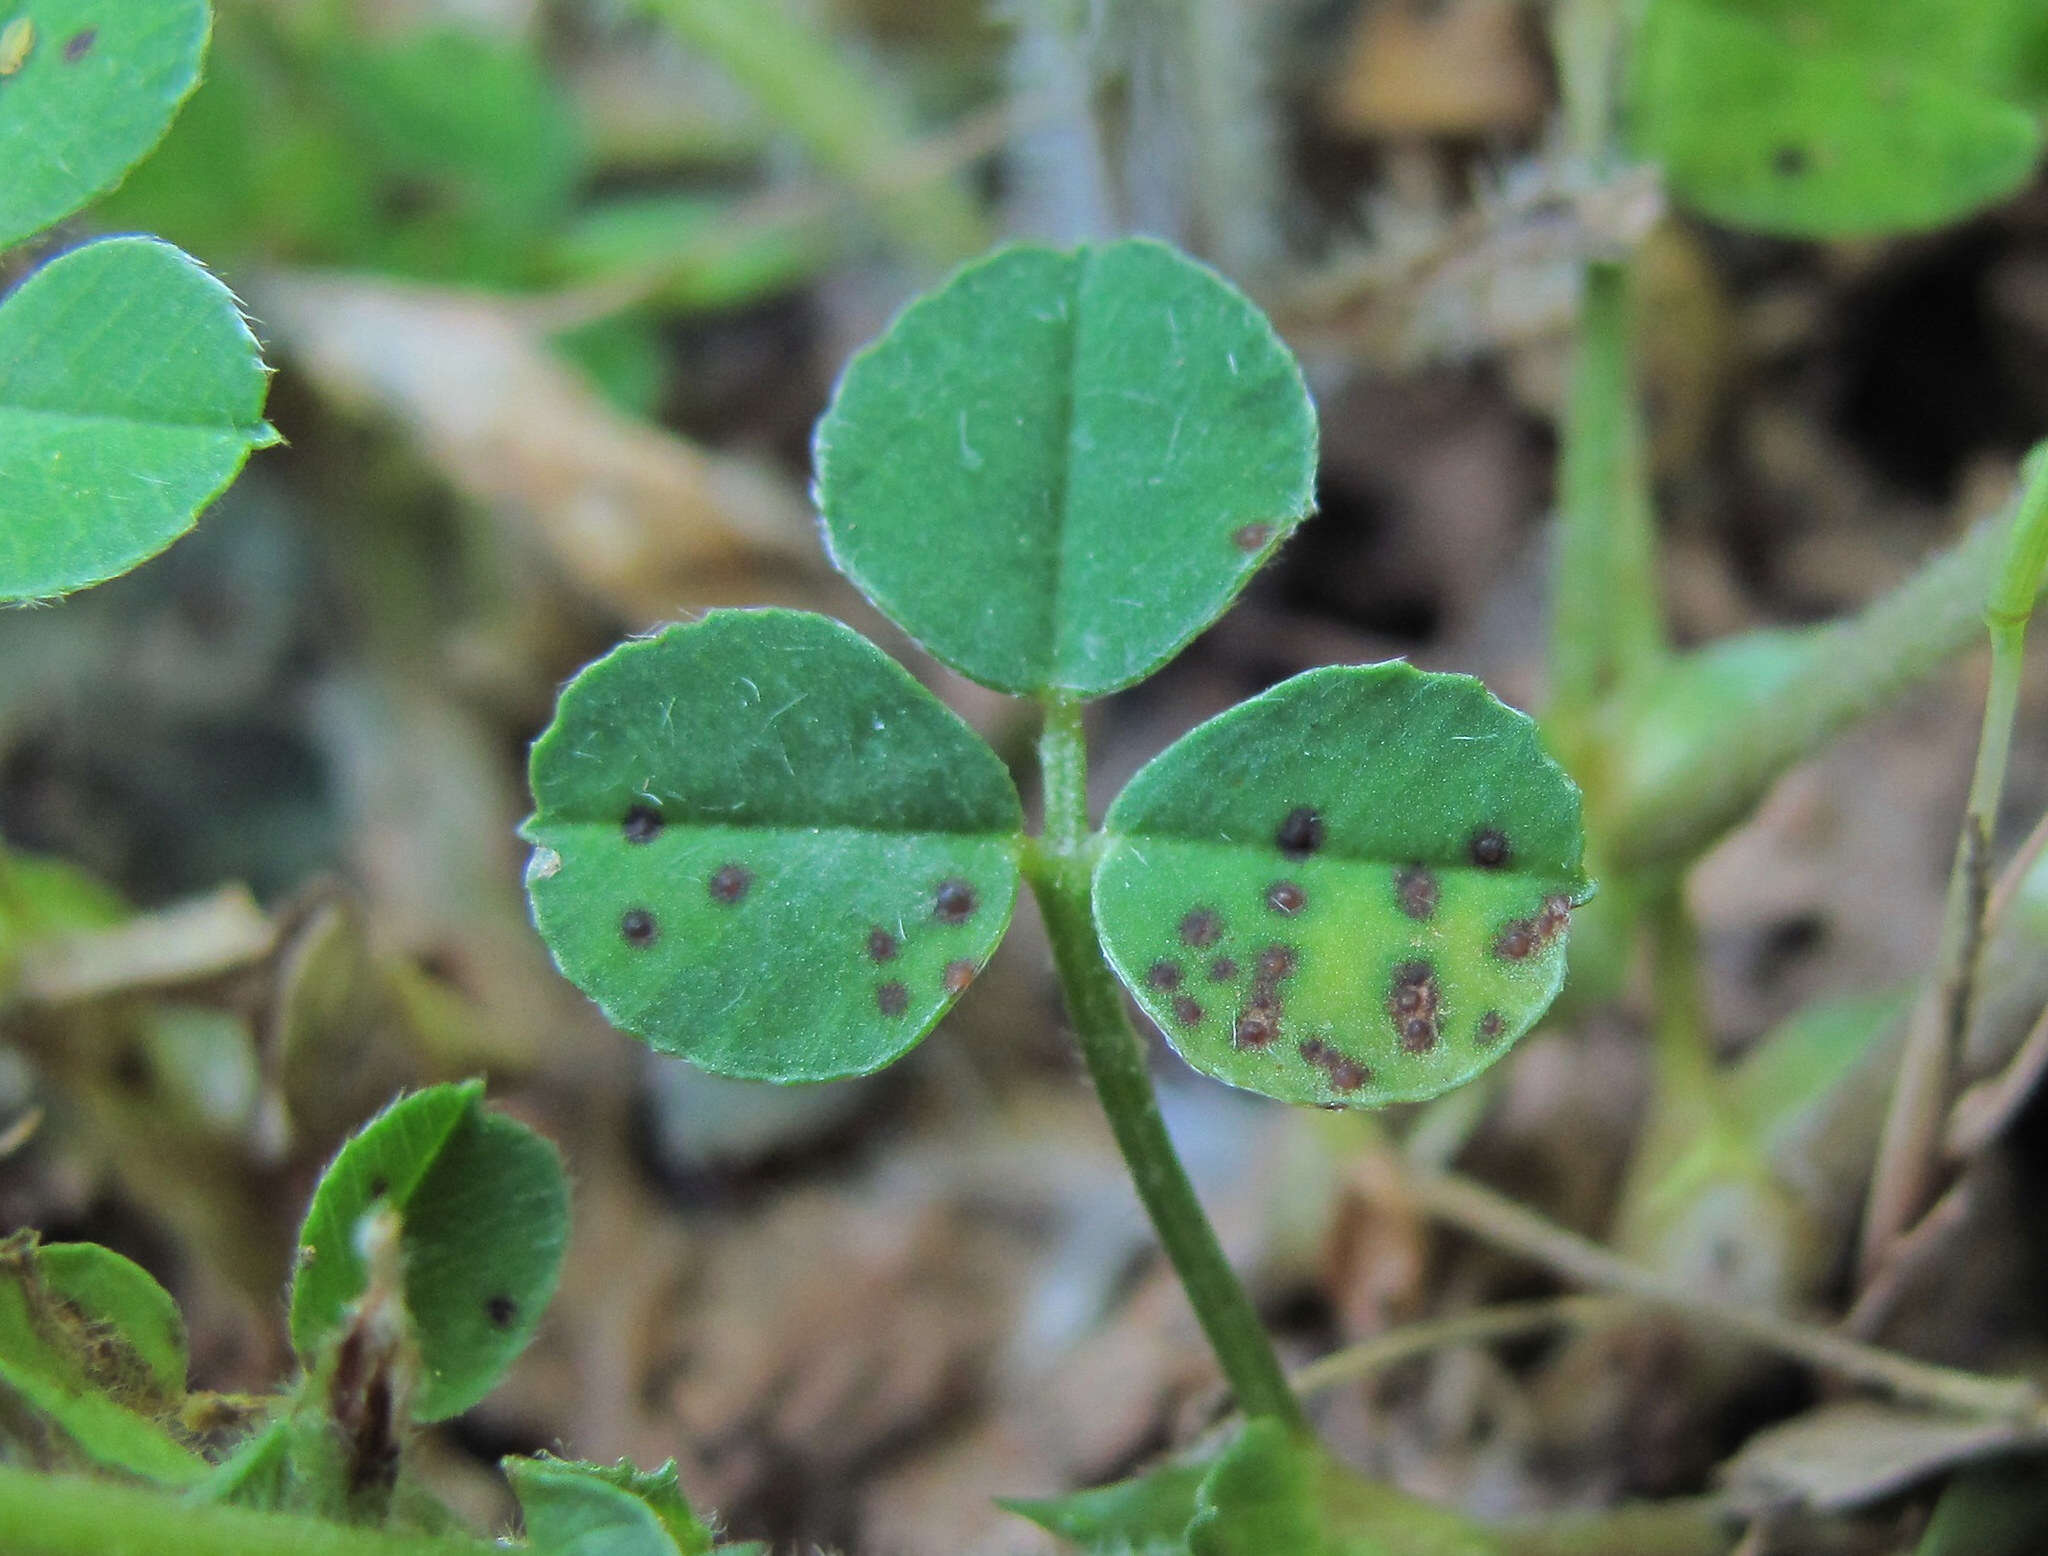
[643,0,985,267]
[0,1466,489,1556]
[1859,447,2048,1287]
[1550,259,1665,739]
[1025,696,1306,1432]
[1607,482,2048,869]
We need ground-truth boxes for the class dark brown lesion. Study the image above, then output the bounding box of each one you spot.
[943,960,977,996]
[1276,807,1326,858]
[708,863,752,904]
[622,804,663,844]
[1147,959,1185,991]
[620,908,659,946]
[1172,994,1206,1027]
[876,981,910,1017]
[1265,880,1306,915]
[1387,960,1441,1053]
[1469,828,1510,869]
[1477,1010,1505,1044]
[1298,1037,1370,1093]
[1178,907,1224,948]
[1493,894,1571,961]
[933,878,979,923]
[866,926,900,962]
[1233,943,1298,1050]
[1394,864,1439,921]
[1232,522,1275,553]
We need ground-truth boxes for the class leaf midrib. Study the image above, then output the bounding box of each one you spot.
[0,401,271,440]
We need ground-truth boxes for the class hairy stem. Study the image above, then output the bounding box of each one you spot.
[1025,696,1306,1431]
[0,1466,490,1556]
[1859,448,2048,1291]
[1607,475,2048,869]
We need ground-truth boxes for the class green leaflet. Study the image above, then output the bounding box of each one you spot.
[1000,1460,1210,1554]
[1095,664,1590,1109]
[1634,0,2045,237]
[0,1233,204,1484]
[522,610,1023,1083]
[0,236,278,601]
[814,239,1317,698]
[289,1082,569,1422]
[0,0,209,248]
[505,1456,716,1556]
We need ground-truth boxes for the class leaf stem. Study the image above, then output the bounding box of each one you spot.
[1026,696,1306,1432]
[0,1466,491,1556]
[1859,446,2048,1290]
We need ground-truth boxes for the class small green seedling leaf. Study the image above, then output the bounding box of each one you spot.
[1188,1419,1501,1556]
[35,1242,188,1405]
[1634,0,2045,238]
[522,609,1024,1082]
[0,235,278,600]
[1000,1458,1208,1554]
[0,1232,205,1484]
[814,238,1317,698]
[290,1081,569,1422]
[1095,663,1590,1109]
[0,0,209,247]
[505,1455,715,1556]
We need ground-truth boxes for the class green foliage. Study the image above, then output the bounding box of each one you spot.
[1634,0,2046,237]
[0,235,278,600]
[1095,665,1590,1109]
[522,609,1024,1082]
[0,1233,206,1485]
[813,239,1317,697]
[1001,1460,1209,1554]
[289,1082,569,1422]
[505,1456,716,1556]
[0,0,209,248]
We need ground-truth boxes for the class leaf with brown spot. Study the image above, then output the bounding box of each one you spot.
[1095,662,1590,1108]
[524,610,1024,1082]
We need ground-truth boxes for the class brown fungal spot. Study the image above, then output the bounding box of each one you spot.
[1477,1010,1505,1044]
[1276,807,1325,858]
[1394,864,1439,921]
[1469,828,1510,869]
[368,1177,389,1199]
[620,909,658,946]
[1773,143,1809,178]
[866,926,900,962]
[622,804,663,843]
[1493,894,1571,962]
[1178,907,1224,948]
[1299,1038,1371,1093]
[1231,522,1274,553]
[876,981,910,1017]
[933,878,978,924]
[709,863,752,904]
[943,959,977,996]
[1208,956,1239,982]
[1147,960,1185,991]
[63,27,95,62]
[1266,880,1306,916]
[1255,944,1298,982]
[1234,1003,1280,1049]
[1388,960,1441,1052]
[1172,994,1205,1027]
[485,1295,517,1329]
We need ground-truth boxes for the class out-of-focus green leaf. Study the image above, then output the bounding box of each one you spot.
[523,610,1024,1083]
[1189,1420,1502,1555]
[290,1082,569,1421]
[1000,1459,1209,1553]
[814,239,1317,698]
[506,1455,716,1556]
[1095,664,1590,1109]
[0,0,209,248]
[0,236,277,600]
[547,196,830,314]
[0,1233,205,1485]
[1726,987,1909,1159]
[1634,0,2045,237]
[1917,1458,2048,1556]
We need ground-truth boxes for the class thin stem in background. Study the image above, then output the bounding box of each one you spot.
[1408,1170,2042,1423]
[1025,695,1307,1433]
[1859,448,2048,1294]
